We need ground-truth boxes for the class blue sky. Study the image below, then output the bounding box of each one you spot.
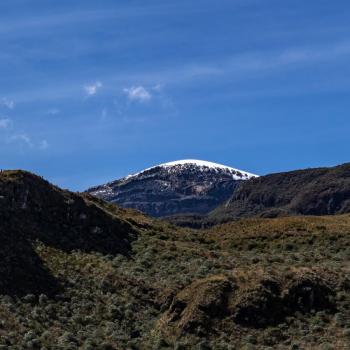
[1,0,350,190]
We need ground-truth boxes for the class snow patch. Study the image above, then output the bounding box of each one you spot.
[123,159,258,181]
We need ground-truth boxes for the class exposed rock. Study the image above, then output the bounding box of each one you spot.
[87,160,257,217]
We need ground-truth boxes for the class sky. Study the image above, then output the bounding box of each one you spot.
[0,0,350,190]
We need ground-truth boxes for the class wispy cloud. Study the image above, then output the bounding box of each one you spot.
[152,84,163,92]
[3,41,350,106]
[0,10,119,36]
[0,98,15,109]
[0,5,216,36]
[0,118,48,151]
[39,139,49,150]
[9,133,33,148]
[101,108,108,121]
[47,108,60,115]
[0,118,11,129]
[7,134,49,151]
[84,81,103,96]
[123,86,152,103]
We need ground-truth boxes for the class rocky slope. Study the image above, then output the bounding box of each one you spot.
[87,159,257,217]
[211,162,350,222]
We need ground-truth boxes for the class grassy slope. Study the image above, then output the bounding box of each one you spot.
[0,171,350,349]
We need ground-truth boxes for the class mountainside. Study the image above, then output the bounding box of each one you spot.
[211,162,350,222]
[87,159,258,217]
[1,170,350,348]
[0,170,137,296]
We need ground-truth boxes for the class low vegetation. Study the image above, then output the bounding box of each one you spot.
[0,171,350,349]
[212,162,350,222]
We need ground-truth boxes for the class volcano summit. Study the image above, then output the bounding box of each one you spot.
[88,160,257,217]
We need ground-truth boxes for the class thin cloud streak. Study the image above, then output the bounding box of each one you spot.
[8,133,33,148]
[2,41,350,104]
[0,118,11,129]
[0,118,48,152]
[47,108,60,115]
[0,98,15,109]
[5,133,49,151]
[162,41,350,84]
[0,3,224,36]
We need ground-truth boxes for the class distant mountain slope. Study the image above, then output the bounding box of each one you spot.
[211,162,350,221]
[87,159,258,217]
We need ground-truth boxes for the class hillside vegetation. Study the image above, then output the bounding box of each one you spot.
[0,171,349,349]
[211,163,350,223]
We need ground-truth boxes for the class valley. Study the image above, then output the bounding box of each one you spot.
[0,169,350,349]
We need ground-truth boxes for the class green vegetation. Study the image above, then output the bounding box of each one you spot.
[0,171,350,349]
[211,162,350,222]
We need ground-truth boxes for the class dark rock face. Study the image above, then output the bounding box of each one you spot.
[87,161,257,217]
[212,162,350,221]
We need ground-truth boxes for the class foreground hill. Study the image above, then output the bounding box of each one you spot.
[211,162,350,223]
[1,170,350,348]
[87,159,257,217]
[0,170,137,296]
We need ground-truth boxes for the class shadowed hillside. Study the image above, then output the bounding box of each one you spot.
[210,162,350,223]
[0,170,137,296]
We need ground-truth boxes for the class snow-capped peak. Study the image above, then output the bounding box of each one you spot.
[124,159,258,181]
[88,159,259,217]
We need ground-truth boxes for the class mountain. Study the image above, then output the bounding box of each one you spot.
[211,162,350,222]
[87,159,258,217]
[0,169,350,348]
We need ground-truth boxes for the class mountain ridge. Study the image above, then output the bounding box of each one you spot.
[88,159,258,217]
[210,162,350,222]
[123,159,258,181]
